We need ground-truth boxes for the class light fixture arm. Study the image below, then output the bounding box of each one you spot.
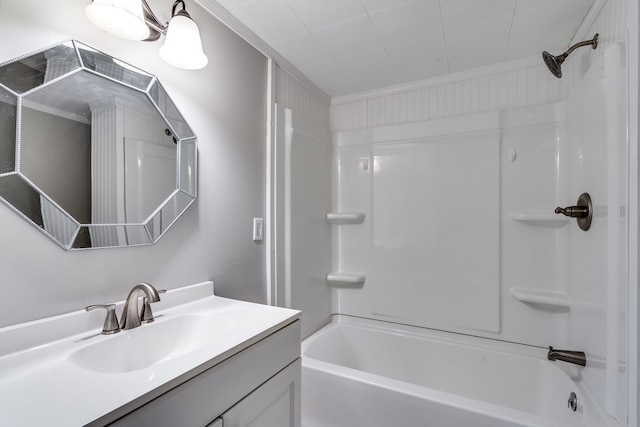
[171,0,189,17]
[141,0,196,41]
[141,0,169,41]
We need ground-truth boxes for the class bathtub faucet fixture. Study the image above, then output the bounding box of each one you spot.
[547,346,586,366]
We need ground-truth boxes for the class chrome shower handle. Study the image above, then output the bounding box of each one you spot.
[554,193,593,231]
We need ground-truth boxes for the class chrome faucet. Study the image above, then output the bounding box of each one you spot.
[120,282,162,330]
[547,346,586,366]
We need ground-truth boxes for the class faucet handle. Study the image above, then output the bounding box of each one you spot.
[141,289,166,324]
[86,304,121,335]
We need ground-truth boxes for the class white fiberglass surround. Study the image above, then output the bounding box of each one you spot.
[332,101,594,341]
[330,97,626,424]
[325,1,628,423]
[302,316,612,427]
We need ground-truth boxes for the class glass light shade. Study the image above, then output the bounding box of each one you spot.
[159,14,208,70]
[85,0,150,41]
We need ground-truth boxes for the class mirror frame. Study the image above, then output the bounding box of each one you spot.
[0,40,197,250]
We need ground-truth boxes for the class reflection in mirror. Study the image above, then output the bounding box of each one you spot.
[0,87,16,174]
[0,41,197,250]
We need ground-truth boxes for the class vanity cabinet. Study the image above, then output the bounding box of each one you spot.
[209,360,300,427]
[106,320,300,427]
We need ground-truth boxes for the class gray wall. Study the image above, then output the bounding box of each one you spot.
[0,0,269,327]
[21,109,91,223]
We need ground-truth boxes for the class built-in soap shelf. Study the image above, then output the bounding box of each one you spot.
[509,211,569,228]
[326,272,366,287]
[509,287,571,310]
[326,212,366,225]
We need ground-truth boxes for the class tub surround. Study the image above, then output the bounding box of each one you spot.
[326,2,630,417]
[0,281,300,426]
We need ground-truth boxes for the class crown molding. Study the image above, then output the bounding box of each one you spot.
[195,0,331,106]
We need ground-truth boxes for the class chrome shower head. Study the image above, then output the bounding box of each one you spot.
[542,33,599,79]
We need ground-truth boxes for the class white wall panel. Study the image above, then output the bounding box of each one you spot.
[273,66,331,337]
[276,65,330,129]
[370,132,501,333]
[332,62,569,133]
[332,104,573,343]
[279,107,332,337]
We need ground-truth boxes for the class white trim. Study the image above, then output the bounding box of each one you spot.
[331,55,541,106]
[195,0,330,106]
[265,58,276,306]
[334,110,501,148]
[627,0,639,425]
[572,0,608,45]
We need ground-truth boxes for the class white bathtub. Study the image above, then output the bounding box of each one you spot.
[301,316,612,427]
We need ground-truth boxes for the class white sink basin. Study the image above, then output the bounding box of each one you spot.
[69,314,231,373]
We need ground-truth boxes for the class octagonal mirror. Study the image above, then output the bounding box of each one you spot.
[0,40,197,250]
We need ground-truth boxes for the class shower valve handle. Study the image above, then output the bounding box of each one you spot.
[554,206,588,218]
[554,193,593,231]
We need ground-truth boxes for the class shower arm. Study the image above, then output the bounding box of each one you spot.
[560,35,599,58]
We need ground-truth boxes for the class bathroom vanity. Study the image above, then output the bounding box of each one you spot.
[108,320,300,427]
[0,282,301,427]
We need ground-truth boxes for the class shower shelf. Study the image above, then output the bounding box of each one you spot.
[326,272,366,286]
[326,212,366,224]
[509,211,569,228]
[509,287,571,309]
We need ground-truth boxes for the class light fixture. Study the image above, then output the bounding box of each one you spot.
[85,0,208,70]
[85,0,150,40]
[159,2,208,69]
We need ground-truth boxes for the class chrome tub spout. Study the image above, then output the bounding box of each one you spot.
[547,346,586,366]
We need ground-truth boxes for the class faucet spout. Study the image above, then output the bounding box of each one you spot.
[120,282,161,330]
[547,346,586,366]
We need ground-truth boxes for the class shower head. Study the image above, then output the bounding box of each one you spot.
[542,50,565,78]
[542,33,599,78]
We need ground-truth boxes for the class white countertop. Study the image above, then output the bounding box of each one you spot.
[0,282,300,426]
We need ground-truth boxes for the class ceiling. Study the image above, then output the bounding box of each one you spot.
[211,0,595,98]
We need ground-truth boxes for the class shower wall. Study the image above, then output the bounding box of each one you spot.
[273,66,332,338]
[329,0,627,423]
[332,100,569,344]
[330,58,576,344]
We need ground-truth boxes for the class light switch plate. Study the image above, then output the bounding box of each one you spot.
[253,218,264,241]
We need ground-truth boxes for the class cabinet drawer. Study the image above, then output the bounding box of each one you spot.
[222,359,301,427]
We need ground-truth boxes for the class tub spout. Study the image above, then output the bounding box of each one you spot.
[547,346,586,366]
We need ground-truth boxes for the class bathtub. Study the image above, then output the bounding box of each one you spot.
[301,316,612,427]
